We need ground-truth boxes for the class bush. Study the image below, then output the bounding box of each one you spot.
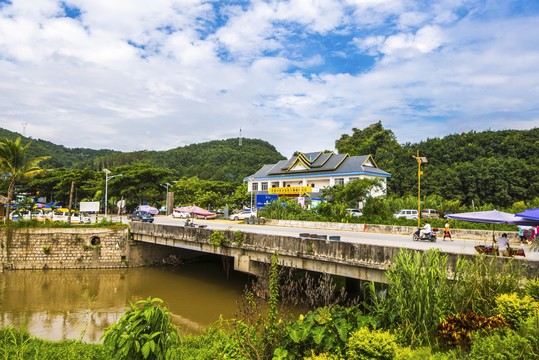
[518,315,539,356]
[101,297,178,360]
[525,278,539,302]
[345,327,399,360]
[170,323,246,360]
[450,256,524,317]
[277,305,377,359]
[468,328,534,359]
[0,326,110,359]
[437,312,508,349]
[385,249,454,346]
[303,350,342,360]
[495,293,539,329]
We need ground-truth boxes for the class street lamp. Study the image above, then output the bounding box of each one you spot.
[247,177,254,210]
[160,183,171,215]
[412,151,428,228]
[103,169,123,221]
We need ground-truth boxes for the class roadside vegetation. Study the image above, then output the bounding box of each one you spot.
[1,250,538,359]
[0,218,128,229]
[259,193,539,232]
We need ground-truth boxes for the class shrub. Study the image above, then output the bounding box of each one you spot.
[437,312,508,349]
[209,231,230,246]
[495,293,539,329]
[525,278,539,302]
[101,297,178,360]
[303,350,342,360]
[277,305,377,359]
[385,249,454,346]
[170,323,247,360]
[518,315,539,356]
[450,255,524,317]
[468,328,534,359]
[234,230,244,247]
[345,327,399,360]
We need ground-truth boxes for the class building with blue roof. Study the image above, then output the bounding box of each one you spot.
[245,151,391,198]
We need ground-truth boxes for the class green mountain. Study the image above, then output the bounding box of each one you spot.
[0,128,285,184]
[0,128,119,169]
[336,122,539,208]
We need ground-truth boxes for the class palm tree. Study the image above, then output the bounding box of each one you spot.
[0,137,50,221]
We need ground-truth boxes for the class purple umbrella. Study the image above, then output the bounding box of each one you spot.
[445,210,539,225]
[137,205,159,215]
[445,210,539,242]
[516,208,539,221]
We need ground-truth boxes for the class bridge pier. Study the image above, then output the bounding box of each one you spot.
[234,255,265,276]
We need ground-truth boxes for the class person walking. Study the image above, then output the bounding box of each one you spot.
[443,221,453,241]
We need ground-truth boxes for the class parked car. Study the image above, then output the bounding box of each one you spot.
[128,210,154,223]
[392,209,419,220]
[9,209,49,222]
[421,209,440,219]
[172,209,190,218]
[229,209,257,221]
[51,211,91,224]
[347,209,363,217]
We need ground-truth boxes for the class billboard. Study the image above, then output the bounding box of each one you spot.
[79,201,100,212]
[256,194,279,208]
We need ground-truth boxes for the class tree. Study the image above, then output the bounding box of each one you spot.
[335,121,402,170]
[321,178,382,208]
[0,137,50,221]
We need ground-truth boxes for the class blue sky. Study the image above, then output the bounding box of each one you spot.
[0,0,538,157]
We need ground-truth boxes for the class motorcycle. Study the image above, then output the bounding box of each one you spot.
[413,228,438,242]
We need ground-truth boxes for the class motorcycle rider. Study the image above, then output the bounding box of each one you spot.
[419,220,432,239]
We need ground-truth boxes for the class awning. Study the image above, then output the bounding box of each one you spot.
[516,208,539,221]
[445,210,539,225]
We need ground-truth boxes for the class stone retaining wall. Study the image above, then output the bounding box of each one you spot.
[265,219,521,242]
[0,227,191,270]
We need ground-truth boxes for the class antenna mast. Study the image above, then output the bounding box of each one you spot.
[239,128,242,146]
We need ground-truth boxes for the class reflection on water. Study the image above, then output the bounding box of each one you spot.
[0,263,250,343]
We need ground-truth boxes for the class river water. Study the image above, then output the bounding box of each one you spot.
[0,262,250,343]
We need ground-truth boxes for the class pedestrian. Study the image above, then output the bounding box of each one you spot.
[443,221,453,241]
[496,233,510,257]
[518,226,528,245]
[530,226,537,244]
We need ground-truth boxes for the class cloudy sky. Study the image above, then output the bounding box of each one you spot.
[0,0,538,157]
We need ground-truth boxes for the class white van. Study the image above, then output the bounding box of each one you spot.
[392,209,419,220]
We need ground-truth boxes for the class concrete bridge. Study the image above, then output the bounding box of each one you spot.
[130,222,538,283]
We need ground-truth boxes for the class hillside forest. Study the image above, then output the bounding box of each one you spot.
[0,124,537,218]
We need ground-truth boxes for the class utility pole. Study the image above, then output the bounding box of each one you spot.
[412,151,428,228]
[67,180,75,222]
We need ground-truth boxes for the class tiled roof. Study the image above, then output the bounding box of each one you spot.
[247,152,391,180]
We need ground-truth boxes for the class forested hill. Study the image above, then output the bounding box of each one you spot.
[92,138,285,183]
[0,128,285,184]
[0,128,119,169]
[336,123,539,208]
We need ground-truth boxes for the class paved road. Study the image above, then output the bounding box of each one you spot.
[143,216,539,261]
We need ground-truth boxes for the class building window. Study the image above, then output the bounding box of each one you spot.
[349,177,358,182]
[252,183,258,191]
[311,184,315,188]
[335,178,344,186]
[261,182,268,191]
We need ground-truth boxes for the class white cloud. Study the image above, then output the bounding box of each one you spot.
[0,0,537,159]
